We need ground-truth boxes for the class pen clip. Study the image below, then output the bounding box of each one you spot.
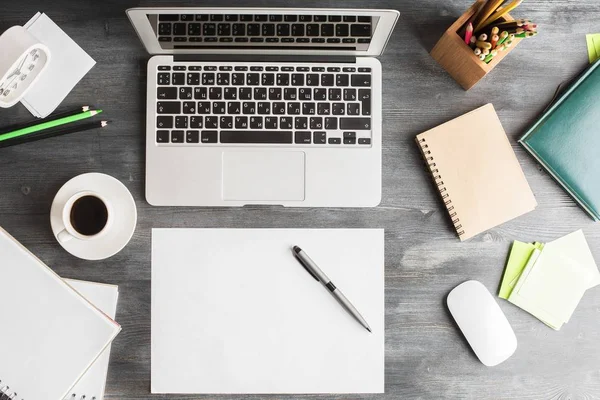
[294,254,320,282]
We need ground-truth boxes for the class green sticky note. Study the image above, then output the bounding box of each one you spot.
[499,241,543,299]
[587,34,600,64]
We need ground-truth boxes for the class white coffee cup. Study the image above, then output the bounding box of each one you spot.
[57,191,113,243]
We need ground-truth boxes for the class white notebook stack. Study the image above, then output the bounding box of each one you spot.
[0,227,120,400]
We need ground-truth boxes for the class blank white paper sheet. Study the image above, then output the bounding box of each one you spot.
[151,229,384,394]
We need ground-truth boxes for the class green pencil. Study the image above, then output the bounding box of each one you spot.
[0,110,102,142]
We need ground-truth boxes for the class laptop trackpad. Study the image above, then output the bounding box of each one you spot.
[222,152,305,201]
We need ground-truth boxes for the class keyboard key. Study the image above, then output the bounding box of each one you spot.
[340,117,371,130]
[273,102,286,114]
[325,117,338,130]
[202,131,218,143]
[306,74,319,86]
[247,73,260,85]
[183,101,196,114]
[212,102,226,114]
[295,117,308,129]
[158,87,177,100]
[295,131,311,144]
[172,73,185,85]
[302,102,316,115]
[299,88,312,100]
[202,73,215,85]
[217,73,230,85]
[243,102,256,114]
[344,88,357,101]
[195,15,209,21]
[329,88,342,101]
[284,88,297,100]
[336,24,349,36]
[262,24,275,36]
[157,116,173,129]
[205,37,218,42]
[188,23,201,35]
[285,15,298,22]
[333,103,345,115]
[258,102,271,115]
[198,101,211,114]
[157,102,180,114]
[240,15,253,21]
[280,117,293,129]
[269,87,282,100]
[277,24,290,36]
[314,131,327,144]
[219,38,233,43]
[254,15,268,22]
[307,24,319,36]
[336,74,350,86]
[359,88,371,115]
[179,87,193,100]
[174,37,188,42]
[310,117,323,129]
[321,24,334,36]
[358,16,371,22]
[265,37,280,43]
[288,102,301,115]
[317,102,331,115]
[173,23,186,35]
[158,23,172,35]
[158,37,172,42]
[157,73,171,85]
[235,116,248,129]
[159,14,179,21]
[281,38,294,43]
[347,103,360,115]
[262,73,275,86]
[276,73,290,86]
[299,15,312,22]
[220,116,233,129]
[187,73,200,85]
[210,14,224,21]
[248,24,261,36]
[344,137,356,145]
[343,67,356,72]
[171,130,184,143]
[157,130,169,143]
[250,116,263,129]
[358,67,372,72]
[190,116,203,128]
[327,67,341,72]
[232,73,245,86]
[232,23,246,36]
[186,130,200,143]
[343,132,356,139]
[291,74,304,86]
[217,23,231,36]
[254,87,267,100]
[314,88,327,101]
[351,74,371,87]
[209,87,222,100]
[312,38,326,43]
[239,87,252,100]
[221,131,292,144]
[204,66,217,71]
[265,116,278,129]
[329,16,342,22]
[205,116,218,128]
[327,38,341,43]
[358,138,371,145]
[342,38,356,43]
[351,24,371,37]
[227,101,241,114]
[296,66,310,72]
[203,23,216,35]
[343,16,356,22]
[175,116,188,128]
[269,15,283,22]
[224,87,237,100]
[321,74,335,86]
[314,15,327,22]
[291,24,305,36]
[328,137,341,144]
[312,68,325,73]
[225,14,238,21]
[234,66,248,71]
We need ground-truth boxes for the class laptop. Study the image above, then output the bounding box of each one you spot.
[127,8,399,207]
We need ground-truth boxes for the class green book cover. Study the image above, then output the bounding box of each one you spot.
[520,61,600,221]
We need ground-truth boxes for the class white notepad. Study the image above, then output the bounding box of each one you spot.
[22,12,96,117]
[0,227,121,400]
[152,229,384,394]
[64,280,119,400]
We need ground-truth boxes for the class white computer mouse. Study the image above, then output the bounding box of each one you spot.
[447,280,517,367]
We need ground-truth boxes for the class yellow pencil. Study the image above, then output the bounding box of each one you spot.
[491,26,500,36]
[480,0,523,29]
[473,0,506,32]
[476,40,493,49]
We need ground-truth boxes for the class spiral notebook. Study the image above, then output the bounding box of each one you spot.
[416,104,537,241]
[0,227,121,400]
[63,279,119,400]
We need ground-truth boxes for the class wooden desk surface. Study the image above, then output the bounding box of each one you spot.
[1,1,599,399]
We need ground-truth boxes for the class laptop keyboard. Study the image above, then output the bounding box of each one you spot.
[155,14,373,45]
[155,63,373,146]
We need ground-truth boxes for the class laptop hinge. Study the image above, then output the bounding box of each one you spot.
[174,54,356,64]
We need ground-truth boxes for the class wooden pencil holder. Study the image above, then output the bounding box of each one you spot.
[430,0,522,90]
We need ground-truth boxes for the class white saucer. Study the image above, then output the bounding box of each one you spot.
[51,173,137,260]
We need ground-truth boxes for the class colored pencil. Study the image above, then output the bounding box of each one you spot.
[476,40,493,49]
[478,33,488,41]
[474,47,482,56]
[464,22,474,45]
[473,0,506,32]
[480,0,523,29]
[491,34,500,48]
[0,106,90,136]
[0,120,108,149]
[0,110,102,142]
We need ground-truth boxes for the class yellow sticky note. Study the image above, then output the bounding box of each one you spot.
[587,34,600,64]
[499,241,544,300]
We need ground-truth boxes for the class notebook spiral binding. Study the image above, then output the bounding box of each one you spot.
[0,380,20,400]
[417,138,465,237]
[65,394,97,400]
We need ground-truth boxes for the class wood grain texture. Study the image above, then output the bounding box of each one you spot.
[1,1,599,399]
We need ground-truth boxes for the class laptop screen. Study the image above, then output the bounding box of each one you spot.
[147,12,379,52]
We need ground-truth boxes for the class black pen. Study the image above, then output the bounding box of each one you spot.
[292,246,371,333]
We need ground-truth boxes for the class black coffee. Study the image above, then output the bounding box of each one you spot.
[70,195,108,236]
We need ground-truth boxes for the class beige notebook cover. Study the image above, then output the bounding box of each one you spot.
[416,104,537,241]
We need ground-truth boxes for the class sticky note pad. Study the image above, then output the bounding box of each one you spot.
[544,230,600,289]
[499,241,538,299]
[587,34,600,64]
